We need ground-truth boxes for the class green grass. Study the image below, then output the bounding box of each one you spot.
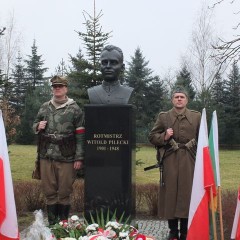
[136,145,159,184]
[8,144,37,181]
[136,145,240,190]
[218,149,240,190]
[8,144,240,190]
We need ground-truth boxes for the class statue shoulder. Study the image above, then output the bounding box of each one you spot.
[87,85,103,98]
[88,85,102,92]
[121,84,134,93]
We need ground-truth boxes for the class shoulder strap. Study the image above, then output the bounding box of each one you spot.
[165,111,172,129]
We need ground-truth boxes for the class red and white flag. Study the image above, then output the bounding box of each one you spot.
[187,108,216,240]
[0,110,19,239]
[231,186,240,240]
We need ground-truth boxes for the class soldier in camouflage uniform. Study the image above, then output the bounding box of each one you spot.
[148,86,201,240]
[33,75,85,225]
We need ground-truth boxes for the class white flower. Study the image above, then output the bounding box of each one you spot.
[119,231,129,238]
[70,215,80,221]
[86,223,99,232]
[78,236,89,240]
[95,236,108,240]
[61,238,77,240]
[105,221,121,229]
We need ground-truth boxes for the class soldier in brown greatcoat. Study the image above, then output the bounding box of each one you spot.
[148,86,201,240]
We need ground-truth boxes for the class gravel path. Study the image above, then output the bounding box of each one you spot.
[136,219,168,240]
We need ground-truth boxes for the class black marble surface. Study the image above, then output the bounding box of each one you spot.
[84,104,136,221]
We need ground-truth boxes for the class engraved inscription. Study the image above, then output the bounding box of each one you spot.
[86,133,129,151]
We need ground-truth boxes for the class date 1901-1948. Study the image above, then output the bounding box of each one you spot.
[97,146,119,151]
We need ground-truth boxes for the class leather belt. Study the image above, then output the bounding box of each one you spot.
[178,143,186,149]
[42,133,63,144]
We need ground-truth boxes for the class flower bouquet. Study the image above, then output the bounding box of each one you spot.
[50,215,85,239]
[50,210,154,240]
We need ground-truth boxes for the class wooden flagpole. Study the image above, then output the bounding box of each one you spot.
[210,187,218,240]
[218,186,224,240]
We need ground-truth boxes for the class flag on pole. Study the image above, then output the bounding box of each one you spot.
[187,108,216,240]
[209,110,220,239]
[0,110,19,239]
[209,110,221,187]
[231,187,240,240]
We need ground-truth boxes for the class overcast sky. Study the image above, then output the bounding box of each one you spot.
[0,0,238,77]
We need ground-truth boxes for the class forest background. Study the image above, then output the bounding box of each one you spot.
[0,0,240,146]
[1,1,240,238]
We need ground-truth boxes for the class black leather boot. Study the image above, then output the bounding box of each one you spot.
[167,219,179,240]
[58,204,70,221]
[179,234,187,240]
[47,204,58,226]
[180,218,188,240]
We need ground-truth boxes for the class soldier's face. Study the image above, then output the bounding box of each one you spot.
[100,50,124,82]
[52,85,68,98]
[172,93,188,109]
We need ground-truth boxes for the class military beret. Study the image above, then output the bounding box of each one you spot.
[50,75,68,86]
[171,85,188,98]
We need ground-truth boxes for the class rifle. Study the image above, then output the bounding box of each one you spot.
[32,133,41,180]
[32,113,48,180]
[144,146,166,187]
[144,138,180,187]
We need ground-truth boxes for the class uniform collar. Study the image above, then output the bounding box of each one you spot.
[50,97,74,109]
[184,108,193,124]
[168,108,193,125]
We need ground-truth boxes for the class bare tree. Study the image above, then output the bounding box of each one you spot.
[0,12,21,130]
[210,0,240,69]
[161,67,177,95]
[185,3,220,105]
[0,27,6,37]
[0,12,22,79]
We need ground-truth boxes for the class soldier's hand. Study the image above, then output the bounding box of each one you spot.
[38,121,47,131]
[164,128,173,141]
[74,160,83,170]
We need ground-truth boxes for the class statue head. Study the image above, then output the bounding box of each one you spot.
[100,45,125,82]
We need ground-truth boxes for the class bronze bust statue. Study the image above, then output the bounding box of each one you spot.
[87,45,133,104]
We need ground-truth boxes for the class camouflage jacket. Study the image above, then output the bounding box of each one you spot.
[33,98,85,162]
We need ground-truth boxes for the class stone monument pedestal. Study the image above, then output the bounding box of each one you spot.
[84,104,135,221]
